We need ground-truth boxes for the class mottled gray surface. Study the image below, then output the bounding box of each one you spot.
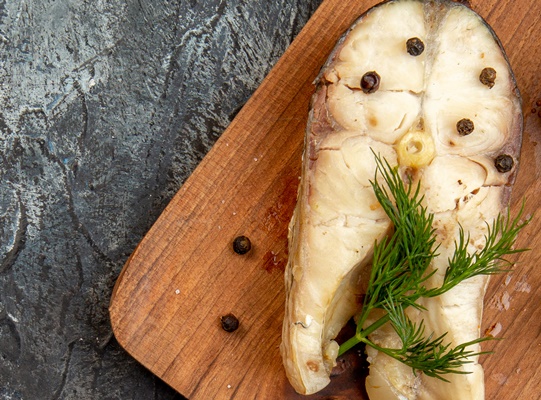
[0,0,322,398]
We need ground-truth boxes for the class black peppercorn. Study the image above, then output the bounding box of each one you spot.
[480,67,497,88]
[233,235,251,254]
[456,118,474,136]
[220,313,239,332]
[406,37,425,56]
[494,154,514,173]
[360,71,381,94]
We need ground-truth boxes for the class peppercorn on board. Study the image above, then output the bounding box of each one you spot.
[109,1,541,399]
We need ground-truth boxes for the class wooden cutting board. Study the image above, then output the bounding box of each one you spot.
[109,0,541,398]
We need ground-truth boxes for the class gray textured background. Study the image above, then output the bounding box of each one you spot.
[0,1,323,398]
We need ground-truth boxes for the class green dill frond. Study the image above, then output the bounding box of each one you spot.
[383,298,494,381]
[388,335,493,382]
[339,153,530,380]
[428,202,531,297]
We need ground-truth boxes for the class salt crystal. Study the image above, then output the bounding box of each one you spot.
[501,291,511,310]
[487,322,502,337]
[516,282,532,293]
[491,373,508,385]
[515,276,532,293]
[7,313,19,323]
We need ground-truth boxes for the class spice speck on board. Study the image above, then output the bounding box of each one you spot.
[220,313,240,332]
[233,235,252,254]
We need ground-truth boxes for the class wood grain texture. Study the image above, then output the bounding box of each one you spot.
[109,0,541,398]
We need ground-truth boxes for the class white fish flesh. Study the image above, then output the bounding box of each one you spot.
[280,0,522,398]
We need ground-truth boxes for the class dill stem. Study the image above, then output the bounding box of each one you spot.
[338,313,391,356]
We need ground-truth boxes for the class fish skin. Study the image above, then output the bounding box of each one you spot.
[281,0,522,398]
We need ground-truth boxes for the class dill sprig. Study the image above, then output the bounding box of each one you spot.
[338,154,530,381]
[381,298,493,382]
[428,206,529,297]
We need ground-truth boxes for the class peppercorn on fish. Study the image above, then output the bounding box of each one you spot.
[281,0,522,398]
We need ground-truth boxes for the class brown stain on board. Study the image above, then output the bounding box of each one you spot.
[262,201,288,232]
[263,249,287,273]
[261,175,299,233]
[260,173,297,274]
[530,98,541,121]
